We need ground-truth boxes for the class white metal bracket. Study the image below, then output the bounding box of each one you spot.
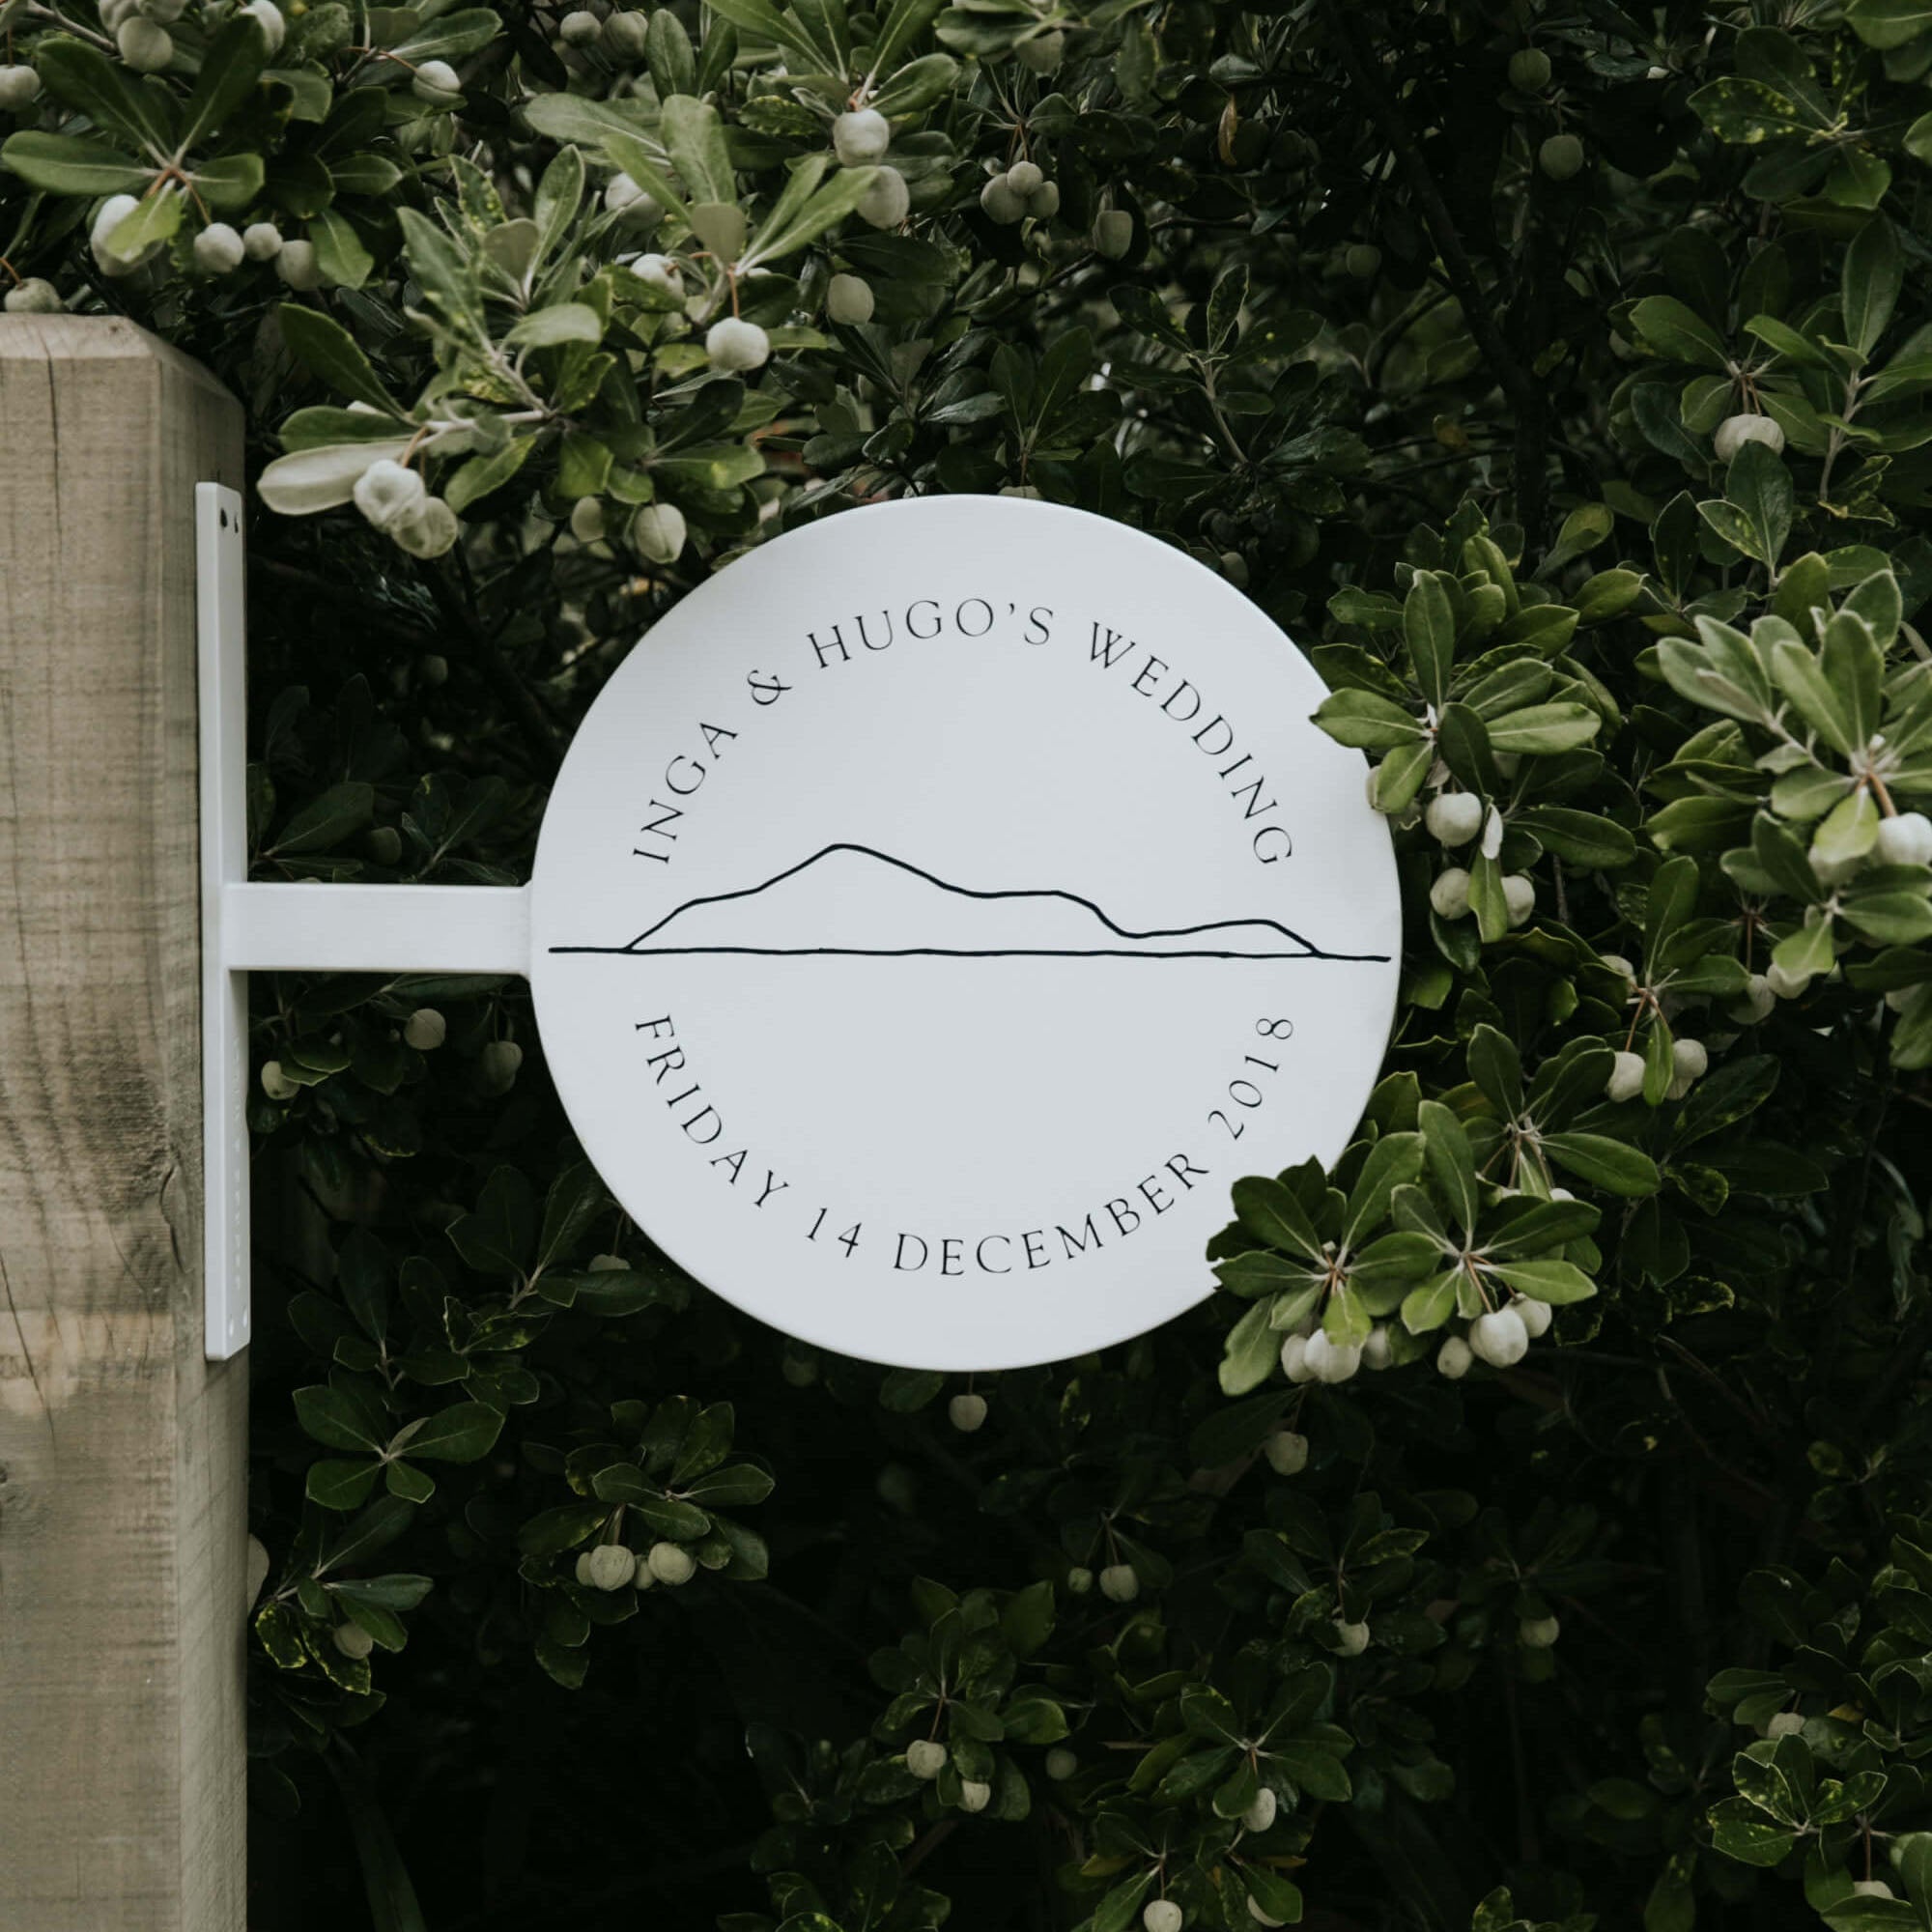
[196,485,531,1360]
[199,484,250,1362]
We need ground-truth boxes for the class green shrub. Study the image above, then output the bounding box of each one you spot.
[6,0,1932,1926]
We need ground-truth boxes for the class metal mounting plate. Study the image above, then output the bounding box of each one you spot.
[198,483,250,1361]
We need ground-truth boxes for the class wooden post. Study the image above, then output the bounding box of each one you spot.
[0,318,248,1930]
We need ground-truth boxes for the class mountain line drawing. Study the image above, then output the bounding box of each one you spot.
[550,842,1390,962]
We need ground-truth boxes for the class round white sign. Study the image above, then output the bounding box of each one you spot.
[530,497,1400,1370]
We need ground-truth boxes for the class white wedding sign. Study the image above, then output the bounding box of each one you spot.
[530,497,1398,1366]
[203,493,1400,1369]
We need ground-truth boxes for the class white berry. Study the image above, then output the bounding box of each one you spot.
[602,11,648,59]
[1065,1566,1093,1595]
[481,1038,523,1091]
[630,500,688,565]
[1278,1333,1315,1384]
[1436,1334,1473,1379]
[354,458,427,531]
[958,1778,992,1813]
[906,1738,948,1779]
[1098,1563,1140,1603]
[275,239,324,290]
[404,1008,446,1050]
[622,251,681,298]
[833,107,891,165]
[980,176,1027,225]
[412,58,462,104]
[3,278,62,313]
[1470,1307,1530,1369]
[192,222,245,273]
[1728,973,1775,1024]
[1517,1297,1553,1340]
[1242,1787,1276,1832]
[1876,811,1932,867]
[242,0,286,51]
[584,1543,636,1590]
[1538,132,1585,181]
[558,7,601,42]
[1429,867,1473,919]
[333,1622,374,1659]
[606,174,663,225]
[857,165,909,228]
[569,497,607,543]
[1672,1037,1708,1083]
[826,271,874,325]
[1303,1329,1362,1383]
[1143,1904,1183,1932]
[1332,1617,1370,1656]
[1361,1324,1394,1371]
[1263,1431,1308,1475]
[1508,47,1551,91]
[390,496,458,558]
[1094,210,1132,258]
[706,316,771,372]
[1605,1050,1645,1103]
[1520,1614,1560,1648]
[0,64,42,110]
[1502,873,1536,927]
[646,1540,696,1585]
[949,1391,987,1432]
[260,1060,299,1100]
[116,17,174,70]
[1045,1747,1077,1780]
[242,221,284,260]
[1714,412,1785,462]
[1425,791,1484,845]
[1765,1711,1804,1738]
[90,193,149,274]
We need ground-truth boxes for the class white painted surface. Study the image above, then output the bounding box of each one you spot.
[197,482,251,1361]
[225,882,531,974]
[530,497,1401,1369]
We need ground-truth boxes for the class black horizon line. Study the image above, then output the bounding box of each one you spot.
[607,839,1358,957]
[549,945,1394,960]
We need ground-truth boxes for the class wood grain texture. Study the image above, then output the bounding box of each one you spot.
[0,318,247,1930]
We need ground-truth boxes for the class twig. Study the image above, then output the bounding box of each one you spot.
[901,1815,960,1879]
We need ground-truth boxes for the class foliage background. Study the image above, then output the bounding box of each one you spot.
[6,0,1932,1927]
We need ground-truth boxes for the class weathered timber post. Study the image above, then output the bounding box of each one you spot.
[0,317,248,1930]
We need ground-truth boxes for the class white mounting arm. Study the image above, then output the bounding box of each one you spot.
[198,485,531,1360]
[223,882,530,974]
